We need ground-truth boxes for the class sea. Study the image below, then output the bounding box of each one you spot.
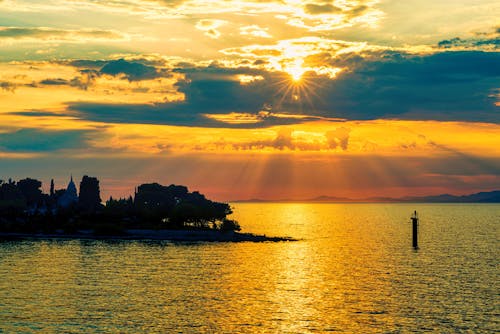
[0,203,498,333]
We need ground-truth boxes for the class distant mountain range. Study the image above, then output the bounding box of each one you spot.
[396,190,500,203]
[233,190,500,203]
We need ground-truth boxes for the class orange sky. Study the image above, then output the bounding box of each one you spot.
[0,0,499,200]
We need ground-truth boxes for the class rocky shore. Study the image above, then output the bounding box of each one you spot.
[0,229,296,242]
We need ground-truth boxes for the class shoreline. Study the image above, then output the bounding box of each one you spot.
[0,229,296,243]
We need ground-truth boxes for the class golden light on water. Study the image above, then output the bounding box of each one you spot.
[0,204,497,332]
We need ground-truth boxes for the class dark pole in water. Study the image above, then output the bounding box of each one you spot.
[411,210,419,249]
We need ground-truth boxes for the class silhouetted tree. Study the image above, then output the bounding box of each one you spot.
[0,180,25,214]
[79,175,102,213]
[50,179,55,197]
[134,183,233,229]
[17,178,43,207]
[104,196,134,220]
[219,219,241,231]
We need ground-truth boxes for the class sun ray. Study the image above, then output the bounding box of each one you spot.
[267,70,334,118]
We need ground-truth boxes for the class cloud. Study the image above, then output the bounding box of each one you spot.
[66,101,327,129]
[437,26,500,50]
[240,25,272,39]
[67,59,109,69]
[73,69,101,89]
[347,5,369,18]
[220,36,366,78]
[35,59,168,90]
[273,128,293,150]
[0,81,17,92]
[68,102,215,127]
[180,51,500,123]
[37,69,100,90]
[283,0,382,31]
[325,127,350,150]
[304,51,500,122]
[27,0,380,30]
[59,57,171,83]
[39,78,68,85]
[220,125,353,152]
[64,50,500,127]
[150,0,187,7]
[99,58,167,81]
[438,37,499,49]
[0,129,94,152]
[195,19,226,39]
[302,2,370,18]
[173,69,272,113]
[37,70,98,90]
[0,0,383,40]
[7,111,67,117]
[304,3,342,15]
[15,50,499,129]
[226,128,296,150]
[0,27,127,42]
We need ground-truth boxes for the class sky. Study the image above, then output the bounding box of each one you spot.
[0,0,499,201]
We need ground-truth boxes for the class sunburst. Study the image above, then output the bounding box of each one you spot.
[271,52,341,112]
[271,70,325,114]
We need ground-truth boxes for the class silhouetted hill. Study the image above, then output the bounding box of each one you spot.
[232,198,270,203]
[309,195,352,202]
[404,190,500,203]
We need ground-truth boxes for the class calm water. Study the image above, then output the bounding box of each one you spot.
[0,203,498,333]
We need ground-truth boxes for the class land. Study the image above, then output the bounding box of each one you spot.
[0,177,297,242]
[233,190,500,203]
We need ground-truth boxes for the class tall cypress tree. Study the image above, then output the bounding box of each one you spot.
[79,175,102,213]
[50,179,55,197]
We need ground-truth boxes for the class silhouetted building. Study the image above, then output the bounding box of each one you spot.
[58,176,78,208]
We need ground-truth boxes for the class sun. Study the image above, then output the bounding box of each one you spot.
[284,59,306,82]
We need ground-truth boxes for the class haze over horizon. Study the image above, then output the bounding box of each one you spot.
[1,0,499,201]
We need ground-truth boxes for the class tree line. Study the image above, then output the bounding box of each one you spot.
[0,176,239,235]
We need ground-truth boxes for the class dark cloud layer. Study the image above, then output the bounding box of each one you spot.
[33,59,166,92]
[32,50,499,127]
[438,27,500,50]
[65,102,322,128]
[312,51,500,122]
[99,59,167,81]
[438,37,500,49]
[0,129,94,152]
[38,69,99,90]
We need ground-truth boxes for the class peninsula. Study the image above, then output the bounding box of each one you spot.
[0,176,294,242]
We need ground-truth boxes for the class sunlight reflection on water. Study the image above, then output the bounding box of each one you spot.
[0,203,498,333]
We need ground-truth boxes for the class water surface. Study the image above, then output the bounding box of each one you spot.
[0,203,498,333]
